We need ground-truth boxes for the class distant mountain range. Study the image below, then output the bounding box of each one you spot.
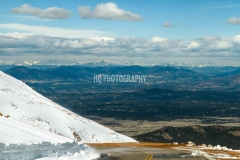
[0,60,150,67]
[1,59,239,68]
[4,65,240,91]
[5,65,207,83]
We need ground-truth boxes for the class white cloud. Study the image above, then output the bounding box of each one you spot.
[11,4,71,19]
[0,23,110,38]
[187,41,201,50]
[162,22,171,27]
[233,35,240,43]
[90,37,115,41]
[216,41,232,50]
[78,2,143,21]
[151,36,168,43]
[162,22,180,28]
[227,17,240,25]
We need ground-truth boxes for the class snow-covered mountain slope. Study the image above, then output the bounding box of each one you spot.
[0,71,137,143]
[0,116,72,144]
[0,117,99,160]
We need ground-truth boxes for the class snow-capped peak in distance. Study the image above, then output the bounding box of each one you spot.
[80,60,147,67]
[0,59,238,67]
[0,60,148,67]
[0,71,137,143]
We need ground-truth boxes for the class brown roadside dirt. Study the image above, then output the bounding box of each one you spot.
[87,142,240,160]
[87,142,186,148]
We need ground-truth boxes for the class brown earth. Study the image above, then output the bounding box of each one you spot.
[88,143,240,160]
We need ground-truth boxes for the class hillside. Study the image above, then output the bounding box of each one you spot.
[134,125,240,149]
[0,71,136,143]
[0,116,72,144]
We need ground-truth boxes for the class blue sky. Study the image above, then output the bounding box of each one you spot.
[0,0,240,65]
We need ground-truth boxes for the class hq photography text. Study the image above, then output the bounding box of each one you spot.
[94,74,147,84]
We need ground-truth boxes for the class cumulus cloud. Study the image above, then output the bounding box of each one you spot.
[11,4,71,19]
[227,17,240,25]
[187,41,201,50]
[78,2,143,21]
[151,36,168,43]
[233,35,240,43]
[216,41,232,50]
[0,23,109,38]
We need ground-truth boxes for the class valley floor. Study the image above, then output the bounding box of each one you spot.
[86,116,240,137]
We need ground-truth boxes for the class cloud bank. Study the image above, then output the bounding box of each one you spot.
[0,33,239,59]
[11,4,71,19]
[78,2,143,21]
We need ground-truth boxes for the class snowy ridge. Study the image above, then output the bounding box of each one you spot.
[1,59,236,67]
[0,60,147,67]
[0,71,137,143]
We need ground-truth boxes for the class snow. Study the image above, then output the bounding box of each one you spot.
[0,116,100,159]
[0,138,99,160]
[0,116,72,144]
[0,59,231,67]
[36,150,100,160]
[0,71,137,143]
[191,149,240,160]
[176,143,240,160]
[191,150,214,160]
